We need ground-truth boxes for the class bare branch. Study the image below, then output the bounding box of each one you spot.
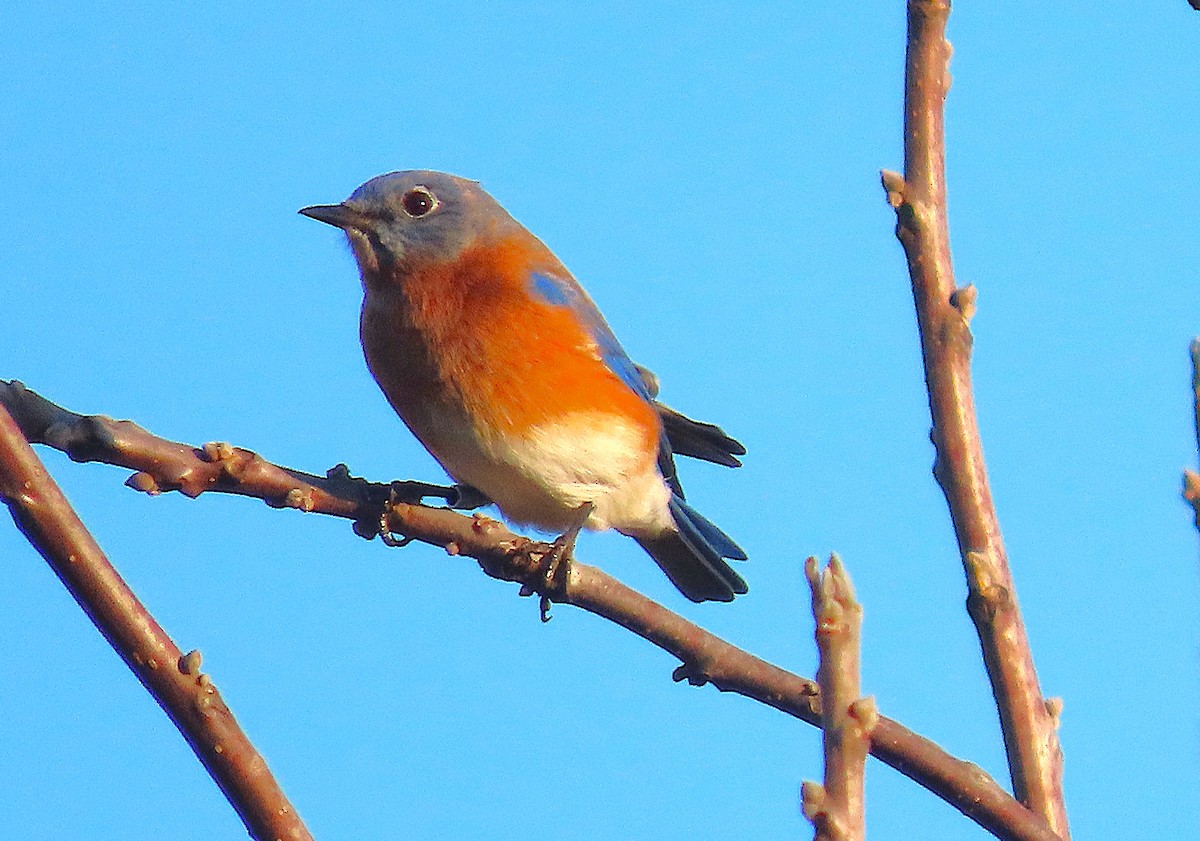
[1184,338,1200,530]
[881,1,1069,836]
[0,380,1062,841]
[803,556,875,841]
[1191,339,1200,457]
[0,398,313,841]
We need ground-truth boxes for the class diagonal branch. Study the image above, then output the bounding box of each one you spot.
[0,399,313,841]
[0,380,1061,841]
[880,2,1069,837]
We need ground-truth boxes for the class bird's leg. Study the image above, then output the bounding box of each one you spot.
[545,502,594,584]
[530,502,594,622]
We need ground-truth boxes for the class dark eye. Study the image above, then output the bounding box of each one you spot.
[401,187,438,218]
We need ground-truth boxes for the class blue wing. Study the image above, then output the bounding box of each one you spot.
[530,271,748,581]
[529,272,653,402]
[529,270,692,496]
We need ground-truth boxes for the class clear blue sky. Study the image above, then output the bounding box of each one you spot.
[3,3,1198,839]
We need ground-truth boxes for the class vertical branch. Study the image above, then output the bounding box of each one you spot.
[880,1,1069,837]
[1183,338,1200,530]
[1191,339,1200,455]
[0,403,313,841]
[802,556,876,841]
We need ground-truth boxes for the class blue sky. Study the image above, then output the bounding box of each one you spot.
[2,3,1198,839]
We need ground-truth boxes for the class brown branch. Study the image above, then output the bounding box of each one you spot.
[802,556,876,841]
[0,380,1062,841]
[0,399,313,841]
[1192,339,1200,457]
[880,2,1069,837]
[1184,339,1200,530]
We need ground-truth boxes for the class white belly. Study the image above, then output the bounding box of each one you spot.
[432,409,673,537]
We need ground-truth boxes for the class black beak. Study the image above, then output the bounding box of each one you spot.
[298,203,371,232]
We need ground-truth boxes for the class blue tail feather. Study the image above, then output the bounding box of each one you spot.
[671,496,748,562]
[633,495,747,602]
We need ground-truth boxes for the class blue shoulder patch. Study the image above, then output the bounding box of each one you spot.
[528,271,651,400]
[530,273,571,307]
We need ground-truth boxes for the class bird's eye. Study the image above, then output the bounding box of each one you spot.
[401,187,438,218]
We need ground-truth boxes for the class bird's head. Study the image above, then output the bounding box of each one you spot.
[300,170,512,280]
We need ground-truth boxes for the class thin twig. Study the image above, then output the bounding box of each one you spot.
[880,2,1069,837]
[1184,339,1200,530]
[0,400,312,841]
[0,380,1061,841]
[802,556,875,841]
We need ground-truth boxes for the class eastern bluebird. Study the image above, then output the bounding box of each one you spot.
[300,171,748,601]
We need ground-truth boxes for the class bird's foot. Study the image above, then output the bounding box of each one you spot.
[525,503,594,623]
[378,486,415,547]
[543,503,593,586]
[372,482,490,546]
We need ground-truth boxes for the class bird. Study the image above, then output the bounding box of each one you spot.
[300,171,748,601]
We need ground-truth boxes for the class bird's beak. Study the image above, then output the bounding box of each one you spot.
[298,203,371,232]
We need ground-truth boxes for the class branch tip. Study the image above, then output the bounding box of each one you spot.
[807,553,866,841]
[804,554,820,589]
[800,780,828,820]
[201,441,235,462]
[179,649,203,676]
[849,697,879,732]
[950,284,978,322]
[880,169,907,207]
[126,471,161,495]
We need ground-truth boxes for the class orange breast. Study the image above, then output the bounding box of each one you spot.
[395,235,660,447]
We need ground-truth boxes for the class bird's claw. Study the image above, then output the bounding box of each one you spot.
[523,503,594,623]
[517,570,555,622]
[517,539,570,623]
[377,497,414,547]
[541,534,572,590]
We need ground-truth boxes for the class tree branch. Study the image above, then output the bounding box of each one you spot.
[802,556,875,841]
[0,398,313,841]
[880,2,1069,837]
[0,380,1061,841]
[1184,338,1200,530]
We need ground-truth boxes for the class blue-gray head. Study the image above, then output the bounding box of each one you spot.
[300,170,516,277]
